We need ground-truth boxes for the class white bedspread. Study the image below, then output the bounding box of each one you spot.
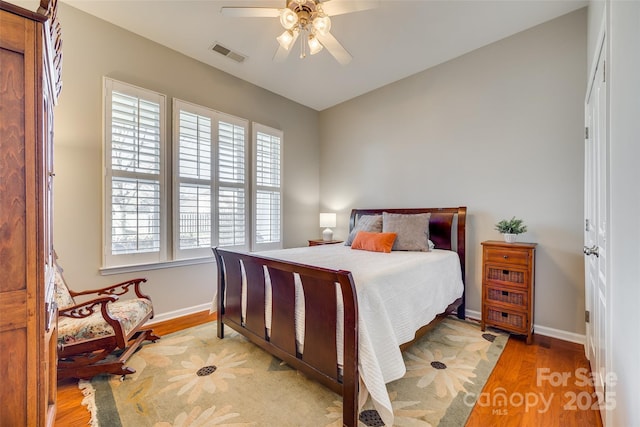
[254,244,464,426]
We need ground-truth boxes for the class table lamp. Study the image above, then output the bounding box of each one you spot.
[319,212,336,241]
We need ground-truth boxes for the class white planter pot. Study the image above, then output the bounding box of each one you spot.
[503,233,517,243]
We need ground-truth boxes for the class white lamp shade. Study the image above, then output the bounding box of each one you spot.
[279,8,298,29]
[319,212,336,228]
[320,213,336,241]
[312,15,331,36]
[308,35,323,55]
[276,30,296,50]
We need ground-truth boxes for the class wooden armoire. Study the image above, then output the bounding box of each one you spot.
[0,0,62,425]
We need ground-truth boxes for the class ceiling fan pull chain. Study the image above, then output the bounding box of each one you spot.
[300,29,307,58]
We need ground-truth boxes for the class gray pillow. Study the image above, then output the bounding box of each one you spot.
[382,212,431,251]
[344,215,383,246]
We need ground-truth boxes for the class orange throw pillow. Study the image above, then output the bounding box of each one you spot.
[351,231,397,253]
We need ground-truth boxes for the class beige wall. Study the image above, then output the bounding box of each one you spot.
[53,3,320,318]
[319,9,587,336]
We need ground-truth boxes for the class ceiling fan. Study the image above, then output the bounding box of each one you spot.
[220,0,379,65]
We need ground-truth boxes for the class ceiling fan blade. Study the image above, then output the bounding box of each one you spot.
[317,32,352,65]
[273,31,299,62]
[220,7,280,18]
[321,0,380,16]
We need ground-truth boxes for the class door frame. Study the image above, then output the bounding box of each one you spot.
[584,11,612,426]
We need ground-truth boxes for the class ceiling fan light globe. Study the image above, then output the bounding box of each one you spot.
[312,15,331,36]
[280,8,298,29]
[277,30,296,50]
[308,35,323,55]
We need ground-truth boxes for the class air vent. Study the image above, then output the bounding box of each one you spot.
[211,43,246,63]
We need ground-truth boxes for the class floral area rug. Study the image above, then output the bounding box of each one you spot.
[80,317,507,426]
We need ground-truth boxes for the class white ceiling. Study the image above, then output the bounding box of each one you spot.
[59,0,586,111]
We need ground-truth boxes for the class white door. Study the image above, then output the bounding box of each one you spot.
[584,33,608,420]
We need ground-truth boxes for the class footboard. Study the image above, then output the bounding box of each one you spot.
[213,247,360,427]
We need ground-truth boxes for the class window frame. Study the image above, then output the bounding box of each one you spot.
[103,77,167,268]
[172,99,250,259]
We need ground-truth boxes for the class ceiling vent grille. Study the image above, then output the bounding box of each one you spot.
[211,43,246,63]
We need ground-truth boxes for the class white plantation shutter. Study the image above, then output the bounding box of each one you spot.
[111,93,161,174]
[104,82,273,269]
[174,100,215,258]
[178,184,211,248]
[253,123,282,251]
[104,78,166,266]
[217,118,248,248]
[174,101,248,257]
[111,178,161,254]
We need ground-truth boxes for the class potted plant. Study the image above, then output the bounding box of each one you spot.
[495,216,527,243]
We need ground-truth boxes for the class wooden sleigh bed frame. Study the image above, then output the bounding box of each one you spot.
[213,207,466,427]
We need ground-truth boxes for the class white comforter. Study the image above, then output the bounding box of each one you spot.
[253,244,464,426]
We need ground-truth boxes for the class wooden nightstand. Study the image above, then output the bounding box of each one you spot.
[308,239,343,246]
[481,240,537,344]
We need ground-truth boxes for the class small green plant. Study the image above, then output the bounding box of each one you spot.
[495,217,527,234]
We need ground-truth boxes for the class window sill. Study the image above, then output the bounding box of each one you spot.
[100,256,214,276]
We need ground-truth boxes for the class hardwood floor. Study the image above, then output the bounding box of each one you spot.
[466,331,603,427]
[55,314,602,427]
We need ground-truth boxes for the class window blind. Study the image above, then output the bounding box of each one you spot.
[253,124,282,250]
[104,79,278,268]
[111,178,160,254]
[218,120,247,247]
[105,79,165,265]
[176,106,214,252]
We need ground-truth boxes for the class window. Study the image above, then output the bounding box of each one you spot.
[173,99,249,259]
[217,119,249,248]
[253,123,283,251]
[103,78,166,267]
[103,78,278,269]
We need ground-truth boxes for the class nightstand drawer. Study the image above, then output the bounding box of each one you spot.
[485,285,528,309]
[485,306,528,333]
[485,265,529,288]
[484,246,530,267]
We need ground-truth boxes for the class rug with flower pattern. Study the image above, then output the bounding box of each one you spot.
[80,317,507,426]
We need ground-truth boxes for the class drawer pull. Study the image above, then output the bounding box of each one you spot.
[503,255,508,259]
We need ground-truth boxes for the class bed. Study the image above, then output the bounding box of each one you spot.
[213,207,466,426]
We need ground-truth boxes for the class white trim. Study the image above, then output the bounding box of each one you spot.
[145,302,213,325]
[534,324,585,345]
[100,255,214,276]
[465,309,586,345]
[585,12,607,104]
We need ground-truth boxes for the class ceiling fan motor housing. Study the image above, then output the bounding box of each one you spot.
[286,0,322,28]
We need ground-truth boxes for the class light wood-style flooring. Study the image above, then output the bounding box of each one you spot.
[55,312,603,426]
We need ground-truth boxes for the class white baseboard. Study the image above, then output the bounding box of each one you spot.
[146,303,213,325]
[148,305,586,346]
[465,309,586,345]
[533,324,585,345]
